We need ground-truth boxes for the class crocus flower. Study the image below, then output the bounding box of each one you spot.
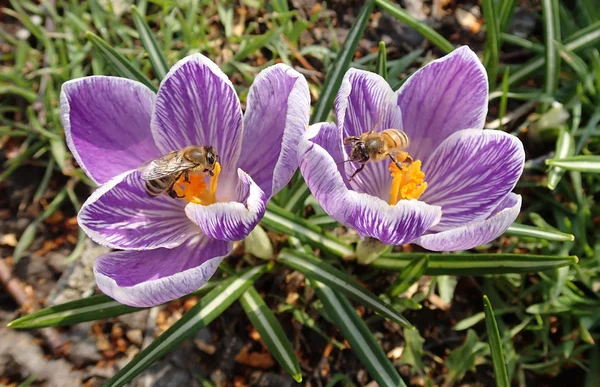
[298,46,524,252]
[61,55,310,306]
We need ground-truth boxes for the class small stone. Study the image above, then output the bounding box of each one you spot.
[126,329,144,346]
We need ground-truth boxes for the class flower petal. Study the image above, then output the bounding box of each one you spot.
[239,64,310,197]
[397,46,488,164]
[94,235,231,307]
[298,123,442,246]
[60,76,160,184]
[78,170,200,250]
[185,169,267,241]
[151,54,243,178]
[334,68,404,199]
[420,129,525,230]
[414,193,521,251]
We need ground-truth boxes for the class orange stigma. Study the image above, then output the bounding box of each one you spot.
[388,157,427,205]
[173,162,221,205]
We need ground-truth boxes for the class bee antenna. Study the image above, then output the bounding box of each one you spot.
[336,159,353,166]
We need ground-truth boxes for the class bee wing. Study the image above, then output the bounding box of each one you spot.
[138,152,195,180]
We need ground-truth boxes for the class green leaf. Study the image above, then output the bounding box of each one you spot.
[376,41,387,79]
[401,328,425,372]
[131,5,169,80]
[312,281,406,387]
[389,255,428,297]
[541,0,561,97]
[103,265,269,387]
[483,296,510,387]
[445,330,483,384]
[505,223,574,241]
[9,282,219,329]
[547,127,575,190]
[553,40,595,93]
[482,0,499,89]
[375,0,453,53]
[498,0,516,34]
[372,253,577,275]
[261,203,354,258]
[545,156,600,172]
[240,287,302,383]
[310,0,374,123]
[278,249,413,329]
[85,32,157,92]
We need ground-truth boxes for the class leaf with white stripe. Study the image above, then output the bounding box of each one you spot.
[545,156,600,173]
[104,265,269,387]
[131,5,169,80]
[240,286,302,383]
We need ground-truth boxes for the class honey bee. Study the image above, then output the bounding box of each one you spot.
[343,129,412,181]
[139,146,218,198]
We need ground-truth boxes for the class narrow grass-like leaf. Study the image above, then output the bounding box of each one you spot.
[545,156,600,172]
[104,265,268,387]
[312,281,406,387]
[372,253,577,275]
[278,249,413,329]
[547,128,575,190]
[261,203,354,258]
[541,0,561,97]
[376,41,387,79]
[498,67,510,130]
[389,255,428,297]
[482,0,499,89]
[483,296,510,387]
[9,282,219,329]
[500,33,544,53]
[553,40,594,93]
[498,0,515,34]
[85,32,157,91]
[375,0,453,53]
[131,5,169,80]
[240,287,302,383]
[506,223,574,241]
[310,0,374,123]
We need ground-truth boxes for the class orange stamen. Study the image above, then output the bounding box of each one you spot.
[172,162,221,205]
[389,158,427,205]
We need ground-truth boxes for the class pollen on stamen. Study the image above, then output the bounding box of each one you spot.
[173,162,221,205]
[389,158,427,205]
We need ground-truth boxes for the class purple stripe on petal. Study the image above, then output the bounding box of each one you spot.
[60,77,160,184]
[239,64,310,197]
[185,169,267,241]
[151,54,243,180]
[397,46,488,164]
[415,193,521,251]
[298,123,442,246]
[420,129,525,230]
[94,235,231,307]
[78,170,200,250]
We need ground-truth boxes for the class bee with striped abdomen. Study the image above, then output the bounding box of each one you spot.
[139,145,218,198]
[343,129,412,181]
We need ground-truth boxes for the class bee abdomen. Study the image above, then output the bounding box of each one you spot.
[381,129,410,150]
[145,178,168,197]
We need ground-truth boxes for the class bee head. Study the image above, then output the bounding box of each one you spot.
[203,146,218,170]
[349,142,370,163]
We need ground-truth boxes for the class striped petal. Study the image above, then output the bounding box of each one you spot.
[185,169,267,241]
[420,129,525,230]
[60,77,160,184]
[151,54,243,180]
[78,170,200,250]
[94,235,231,307]
[298,123,442,246]
[397,46,488,164]
[415,193,521,251]
[239,64,310,197]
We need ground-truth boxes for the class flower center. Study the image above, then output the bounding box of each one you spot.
[172,162,221,205]
[388,156,427,205]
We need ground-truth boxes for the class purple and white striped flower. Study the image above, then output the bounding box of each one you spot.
[61,55,310,307]
[298,46,525,252]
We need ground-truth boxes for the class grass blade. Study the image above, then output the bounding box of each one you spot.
[261,203,354,258]
[389,255,428,297]
[545,156,600,172]
[104,265,269,387]
[541,0,561,97]
[482,0,499,89]
[376,41,387,79]
[310,0,374,123]
[547,128,575,190]
[85,32,157,92]
[553,40,594,93]
[498,0,516,34]
[278,249,413,329]
[505,223,574,241]
[240,287,302,383]
[372,253,577,275]
[483,296,510,387]
[312,281,406,387]
[131,5,169,80]
[375,0,453,53]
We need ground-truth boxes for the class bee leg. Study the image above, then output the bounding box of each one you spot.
[348,164,365,182]
[388,154,404,170]
[184,170,190,183]
[168,189,185,199]
[205,169,214,177]
[343,136,361,145]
